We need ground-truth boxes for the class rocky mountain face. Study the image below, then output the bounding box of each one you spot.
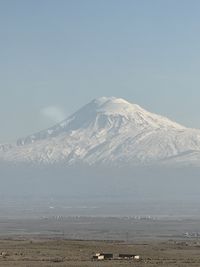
[1,97,200,166]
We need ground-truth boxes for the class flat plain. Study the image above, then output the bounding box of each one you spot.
[0,238,200,266]
[0,201,200,266]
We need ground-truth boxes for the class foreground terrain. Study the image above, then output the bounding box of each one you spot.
[0,205,200,266]
[0,238,200,266]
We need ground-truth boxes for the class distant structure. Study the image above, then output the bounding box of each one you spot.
[92,252,140,261]
[119,254,140,260]
[119,254,136,259]
[134,255,140,260]
[92,253,113,260]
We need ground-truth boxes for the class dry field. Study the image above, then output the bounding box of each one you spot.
[0,238,200,266]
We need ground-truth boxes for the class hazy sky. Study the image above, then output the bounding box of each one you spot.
[0,0,200,142]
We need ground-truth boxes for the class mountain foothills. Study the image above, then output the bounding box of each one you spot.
[1,97,200,167]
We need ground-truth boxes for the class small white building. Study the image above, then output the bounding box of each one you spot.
[95,253,104,260]
[92,253,113,260]
[134,255,140,260]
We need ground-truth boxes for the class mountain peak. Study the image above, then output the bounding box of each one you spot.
[87,97,184,130]
[89,96,142,116]
[3,96,199,167]
[93,96,131,106]
[15,96,185,147]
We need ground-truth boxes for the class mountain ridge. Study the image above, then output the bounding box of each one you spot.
[16,96,186,145]
[1,97,200,167]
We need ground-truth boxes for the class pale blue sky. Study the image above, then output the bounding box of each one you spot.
[0,0,200,142]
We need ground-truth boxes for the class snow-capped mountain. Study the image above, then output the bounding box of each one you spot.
[1,97,200,166]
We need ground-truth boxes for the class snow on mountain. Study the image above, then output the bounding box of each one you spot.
[1,96,200,166]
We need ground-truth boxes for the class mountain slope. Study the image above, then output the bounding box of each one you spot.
[1,97,200,166]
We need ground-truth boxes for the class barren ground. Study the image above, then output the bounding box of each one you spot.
[0,238,200,266]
